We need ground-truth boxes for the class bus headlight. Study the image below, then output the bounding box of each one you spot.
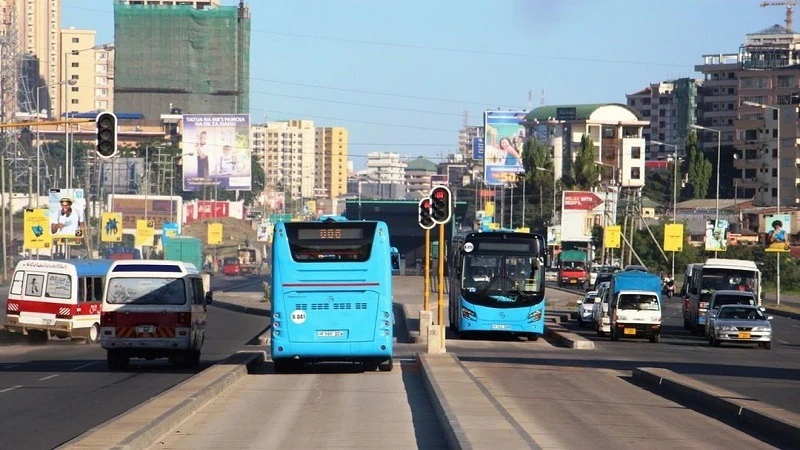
[528,310,542,322]
[461,307,477,321]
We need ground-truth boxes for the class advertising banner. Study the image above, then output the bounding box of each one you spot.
[208,223,223,245]
[483,111,526,186]
[704,219,728,252]
[764,214,791,252]
[135,219,155,247]
[257,220,272,242]
[547,225,562,247]
[472,137,485,160]
[182,114,251,192]
[108,194,181,233]
[561,191,605,242]
[430,174,448,186]
[664,223,684,252]
[48,188,86,241]
[604,225,621,249]
[161,222,180,247]
[484,201,495,218]
[101,212,123,243]
[24,209,52,249]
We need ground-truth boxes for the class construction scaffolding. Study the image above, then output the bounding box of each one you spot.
[113,2,251,120]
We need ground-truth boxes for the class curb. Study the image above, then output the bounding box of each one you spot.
[401,303,421,344]
[763,306,800,321]
[544,323,595,349]
[633,367,800,444]
[59,350,266,450]
[210,299,270,317]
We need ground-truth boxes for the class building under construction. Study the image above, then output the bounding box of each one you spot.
[113,1,250,120]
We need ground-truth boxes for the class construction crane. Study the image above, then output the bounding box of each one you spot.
[760,1,798,31]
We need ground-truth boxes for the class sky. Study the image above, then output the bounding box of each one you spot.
[62,0,779,169]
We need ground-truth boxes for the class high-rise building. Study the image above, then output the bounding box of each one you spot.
[113,0,249,120]
[261,120,316,208]
[627,78,700,158]
[60,29,114,115]
[314,127,349,200]
[458,125,484,159]
[364,151,407,200]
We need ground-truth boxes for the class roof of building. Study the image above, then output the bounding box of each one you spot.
[675,199,752,211]
[405,156,437,172]
[751,24,793,35]
[524,103,643,122]
[640,196,661,208]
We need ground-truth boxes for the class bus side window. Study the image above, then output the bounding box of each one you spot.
[93,277,104,301]
[78,277,86,302]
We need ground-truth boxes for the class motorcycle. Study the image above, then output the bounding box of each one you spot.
[662,279,675,298]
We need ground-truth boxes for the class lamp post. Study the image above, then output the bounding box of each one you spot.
[651,140,680,278]
[143,146,164,220]
[36,80,76,205]
[742,101,782,306]
[690,124,722,257]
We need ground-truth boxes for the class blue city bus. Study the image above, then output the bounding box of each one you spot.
[448,231,547,340]
[270,217,394,372]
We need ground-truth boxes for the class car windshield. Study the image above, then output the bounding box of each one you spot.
[718,306,764,320]
[617,293,660,311]
[583,295,597,304]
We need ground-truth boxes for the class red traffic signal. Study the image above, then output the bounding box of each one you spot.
[418,198,435,229]
[429,186,452,224]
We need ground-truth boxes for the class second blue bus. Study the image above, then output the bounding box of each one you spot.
[270,217,394,372]
[448,231,547,340]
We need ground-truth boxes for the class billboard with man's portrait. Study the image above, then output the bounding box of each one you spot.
[182,114,251,192]
[48,188,86,242]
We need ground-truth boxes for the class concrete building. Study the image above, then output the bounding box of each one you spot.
[627,78,700,159]
[405,156,436,198]
[522,104,649,188]
[60,29,114,115]
[362,151,407,200]
[14,0,62,117]
[314,127,349,200]
[694,53,740,153]
[260,120,316,209]
[458,125,484,159]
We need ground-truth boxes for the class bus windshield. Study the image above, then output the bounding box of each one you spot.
[700,268,758,298]
[461,254,544,306]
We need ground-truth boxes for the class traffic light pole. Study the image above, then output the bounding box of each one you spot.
[423,227,430,311]
[437,222,445,349]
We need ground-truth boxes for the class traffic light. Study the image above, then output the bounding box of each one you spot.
[430,185,452,224]
[95,112,118,159]
[418,197,435,230]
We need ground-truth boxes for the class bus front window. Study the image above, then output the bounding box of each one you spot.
[461,255,543,306]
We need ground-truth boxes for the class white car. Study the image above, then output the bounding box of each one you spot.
[592,282,611,336]
[588,267,599,288]
[577,291,598,327]
[545,267,559,283]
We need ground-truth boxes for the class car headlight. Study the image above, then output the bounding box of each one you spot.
[649,316,661,322]
[752,326,770,332]
[617,315,628,321]
[720,325,737,331]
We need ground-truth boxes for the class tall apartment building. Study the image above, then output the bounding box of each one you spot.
[114,0,249,120]
[694,53,740,153]
[60,29,114,115]
[261,120,316,206]
[627,78,700,159]
[364,151,407,200]
[458,125,484,159]
[314,127,349,200]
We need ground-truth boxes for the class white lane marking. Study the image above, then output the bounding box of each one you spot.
[778,340,789,345]
[38,374,58,381]
[0,385,23,393]
[71,362,98,371]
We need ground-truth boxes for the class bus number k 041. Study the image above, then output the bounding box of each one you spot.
[290,310,307,324]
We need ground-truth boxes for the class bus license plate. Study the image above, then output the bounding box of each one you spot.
[136,325,155,334]
[491,324,510,330]
[624,328,637,335]
[738,332,751,339]
[317,330,345,338]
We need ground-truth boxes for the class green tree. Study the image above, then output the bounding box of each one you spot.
[642,168,669,206]
[685,131,712,199]
[521,137,555,218]
[568,135,602,191]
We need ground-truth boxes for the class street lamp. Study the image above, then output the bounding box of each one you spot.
[690,124,722,257]
[651,140,680,278]
[36,79,76,206]
[742,101,782,306]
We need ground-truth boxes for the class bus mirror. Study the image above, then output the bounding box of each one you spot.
[205,292,213,304]
[390,253,400,271]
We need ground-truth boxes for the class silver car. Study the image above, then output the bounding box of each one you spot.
[577,291,598,327]
[709,305,773,349]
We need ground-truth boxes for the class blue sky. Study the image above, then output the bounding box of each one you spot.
[63,0,776,168]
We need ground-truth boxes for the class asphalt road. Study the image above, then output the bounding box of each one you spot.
[0,275,268,450]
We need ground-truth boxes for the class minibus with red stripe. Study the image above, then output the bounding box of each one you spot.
[4,259,114,343]
[100,260,211,370]
[270,217,394,373]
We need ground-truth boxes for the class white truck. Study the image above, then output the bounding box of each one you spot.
[607,270,663,343]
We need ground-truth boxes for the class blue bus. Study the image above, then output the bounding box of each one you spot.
[447,231,547,340]
[271,217,394,372]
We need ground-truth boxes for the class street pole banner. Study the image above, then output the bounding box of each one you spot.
[604,225,621,249]
[764,214,791,252]
[704,219,728,252]
[24,209,52,250]
[664,223,684,252]
[208,223,223,245]
[101,212,123,243]
[48,188,86,243]
[135,219,155,247]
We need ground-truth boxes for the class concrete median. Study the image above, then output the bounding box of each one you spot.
[544,323,595,349]
[59,350,266,450]
[633,367,800,445]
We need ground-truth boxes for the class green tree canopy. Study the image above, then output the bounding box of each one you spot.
[685,131,712,199]
[567,135,602,191]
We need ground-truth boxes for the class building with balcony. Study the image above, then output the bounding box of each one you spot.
[405,156,436,197]
[260,120,316,209]
[627,78,700,159]
[314,127,349,200]
[60,29,115,115]
[360,151,407,200]
[522,104,649,188]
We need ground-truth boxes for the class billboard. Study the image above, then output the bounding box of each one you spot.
[101,212,123,243]
[547,225,561,247]
[48,188,86,242]
[483,111,526,186]
[24,209,52,250]
[764,214,791,252]
[257,220,272,242]
[135,219,155,247]
[704,219,728,252]
[561,191,605,242]
[182,114,251,192]
[604,225,621,249]
[664,223,684,252]
[208,223,223,245]
[472,137,485,160]
[108,194,182,233]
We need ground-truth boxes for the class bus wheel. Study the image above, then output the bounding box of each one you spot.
[85,323,100,344]
[378,358,393,372]
[363,361,379,372]
[526,333,539,342]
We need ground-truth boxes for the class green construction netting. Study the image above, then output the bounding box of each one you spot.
[114,3,249,116]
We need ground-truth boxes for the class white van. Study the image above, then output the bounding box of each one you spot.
[4,259,114,343]
[100,260,211,370]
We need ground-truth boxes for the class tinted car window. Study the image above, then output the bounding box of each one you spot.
[712,294,755,307]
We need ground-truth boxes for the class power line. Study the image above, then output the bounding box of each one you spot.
[252,90,467,117]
